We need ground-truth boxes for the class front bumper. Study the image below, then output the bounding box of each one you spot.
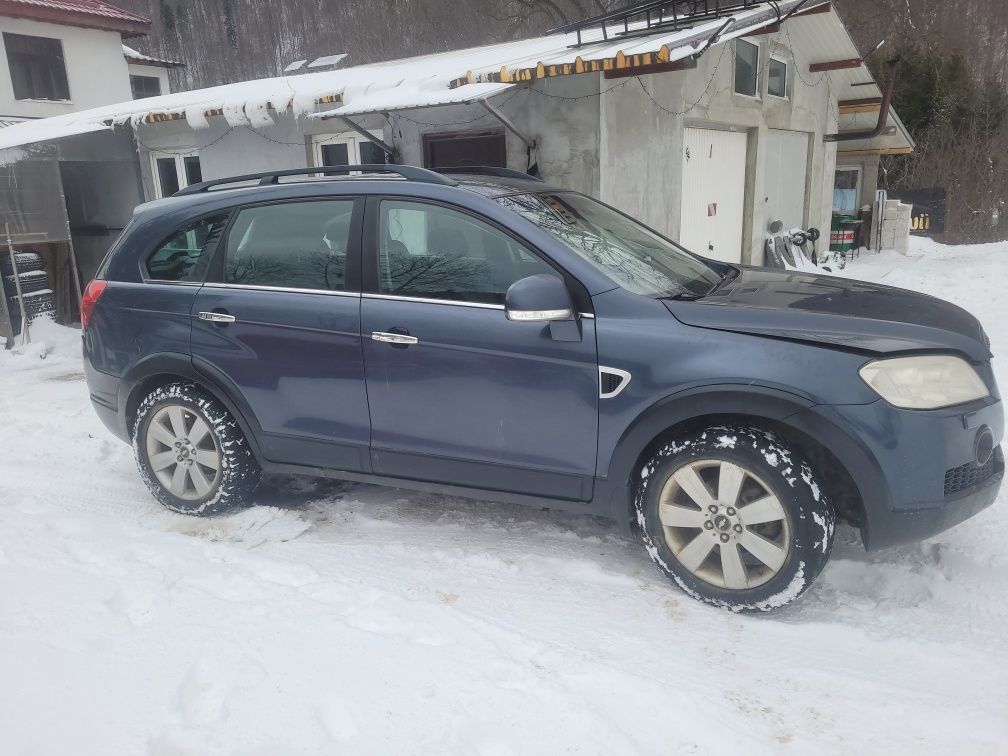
[792,396,1004,550]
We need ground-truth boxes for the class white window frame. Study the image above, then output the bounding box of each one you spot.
[311,130,386,168]
[833,166,863,213]
[150,150,202,198]
[3,31,72,103]
[734,38,761,99]
[767,55,789,99]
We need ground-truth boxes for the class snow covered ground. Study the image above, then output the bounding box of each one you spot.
[2,238,1007,755]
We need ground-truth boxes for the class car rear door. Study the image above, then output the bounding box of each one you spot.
[360,196,599,500]
[190,196,371,472]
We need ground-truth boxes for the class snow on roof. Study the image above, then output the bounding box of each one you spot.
[122,43,183,68]
[307,54,348,70]
[0,0,150,35]
[0,0,823,153]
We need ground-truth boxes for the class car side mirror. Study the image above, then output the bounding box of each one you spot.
[505,274,574,322]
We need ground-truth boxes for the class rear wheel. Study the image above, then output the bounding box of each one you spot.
[635,425,835,611]
[133,382,261,515]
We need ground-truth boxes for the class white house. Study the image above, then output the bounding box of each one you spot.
[0,0,168,327]
[0,0,913,323]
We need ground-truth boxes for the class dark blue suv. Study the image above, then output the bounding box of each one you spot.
[82,165,1003,611]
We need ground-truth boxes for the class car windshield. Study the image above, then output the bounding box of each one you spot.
[495,191,721,297]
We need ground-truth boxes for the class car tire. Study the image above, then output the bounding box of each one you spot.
[133,382,261,516]
[0,251,44,277]
[4,271,48,295]
[634,424,835,612]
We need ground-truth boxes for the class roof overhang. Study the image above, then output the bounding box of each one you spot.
[0,0,150,36]
[122,44,184,68]
[0,0,913,157]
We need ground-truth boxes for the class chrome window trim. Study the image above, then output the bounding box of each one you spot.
[362,291,595,319]
[141,280,203,287]
[203,282,360,298]
[362,292,504,310]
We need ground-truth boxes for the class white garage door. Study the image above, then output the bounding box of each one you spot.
[679,127,748,263]
[764,129,809,231]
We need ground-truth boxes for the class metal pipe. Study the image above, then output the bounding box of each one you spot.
[825,58,900,143]
[478,98,536,150]
[335,116,397,158]
[5,222,30,345]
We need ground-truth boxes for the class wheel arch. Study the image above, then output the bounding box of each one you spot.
[119,353,265,463]
[602,385,880,532]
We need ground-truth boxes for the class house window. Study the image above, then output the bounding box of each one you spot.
[130,74,162,99]
[768,57,788,98]
[312,131,387,168]
[734,39,759,98]
[3,32,70,101]
[833,167,862,213]
[150,151,203,198]
[423,131,506,169]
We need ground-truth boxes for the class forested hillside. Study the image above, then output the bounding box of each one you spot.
[119,0,1008,241]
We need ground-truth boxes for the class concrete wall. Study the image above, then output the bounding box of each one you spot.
[661,34,837,263]
[127,61,172,97]
[0,16,132,119]
[133,33,841,266]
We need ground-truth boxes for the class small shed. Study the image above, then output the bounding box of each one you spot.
[0,0,914,294]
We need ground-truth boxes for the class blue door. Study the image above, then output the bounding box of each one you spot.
[361,198,599,500]
[190,197,371,471]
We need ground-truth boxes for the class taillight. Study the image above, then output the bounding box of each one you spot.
[81,279,108,330]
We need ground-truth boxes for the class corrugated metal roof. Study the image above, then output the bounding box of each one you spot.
[0,0,150,34]
[0,0,912,155]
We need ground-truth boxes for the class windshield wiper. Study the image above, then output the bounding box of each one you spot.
[707,265,740,295]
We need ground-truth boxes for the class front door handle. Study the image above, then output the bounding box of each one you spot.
[198,311,236,324]
[371,331,418,346]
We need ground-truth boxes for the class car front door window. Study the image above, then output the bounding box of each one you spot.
[378,200,556,305]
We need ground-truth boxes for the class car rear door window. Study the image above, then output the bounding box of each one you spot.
[146,214,228,282]
[224,200,355,291]
[378,199,554,305]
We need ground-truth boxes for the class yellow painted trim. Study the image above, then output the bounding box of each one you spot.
[839,104,882,114]
[836,146,914,156]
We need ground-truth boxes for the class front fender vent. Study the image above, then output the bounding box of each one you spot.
[599,366,631,399]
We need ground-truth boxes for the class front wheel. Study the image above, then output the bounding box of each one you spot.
[634,425,835,611]
[133,382,261,515]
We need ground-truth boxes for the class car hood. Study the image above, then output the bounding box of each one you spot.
[663,267,991,361]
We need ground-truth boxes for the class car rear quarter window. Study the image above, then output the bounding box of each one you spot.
[223,200,354,291]
[145,214,229,282]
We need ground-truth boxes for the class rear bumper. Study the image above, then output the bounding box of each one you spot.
[84,358,129,443]
[792,397,1003,551]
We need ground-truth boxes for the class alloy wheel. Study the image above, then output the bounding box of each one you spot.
[145,404,222,501]
[658,459,791,590]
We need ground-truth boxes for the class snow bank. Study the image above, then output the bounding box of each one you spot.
[2,244,1008,753]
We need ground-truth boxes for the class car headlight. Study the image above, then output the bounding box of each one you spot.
[859,355,989,409]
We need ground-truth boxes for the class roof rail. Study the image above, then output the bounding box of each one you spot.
[437,166,545,182]
[549,0,760,46]
[174,164,457,196]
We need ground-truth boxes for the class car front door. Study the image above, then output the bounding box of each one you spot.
[361,197,599,500]
[190,196,371,472]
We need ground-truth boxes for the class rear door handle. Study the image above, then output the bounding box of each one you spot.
[198,311,236,323]
[371,331,418,345]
